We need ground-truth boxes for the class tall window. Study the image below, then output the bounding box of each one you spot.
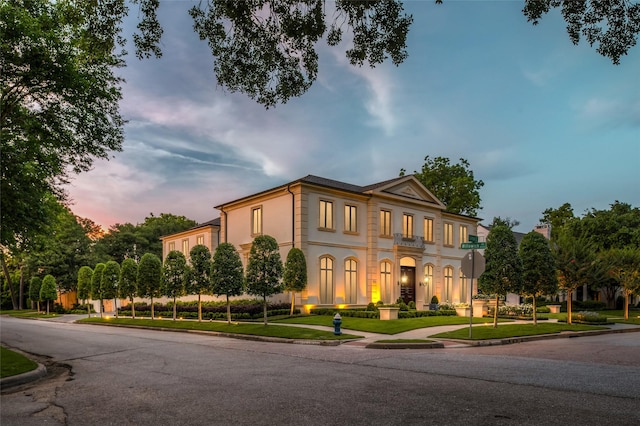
[168,242,175,252]
[424,264,434,302]
[403,213,414,238]
[459,225,468,245]
[319,256,334,304]
[443,266,453,302]
[424,218,434,242]
[182,239,189,256]
[380,261,392,304]
[345,259,357,304]
[252,206,262,235]
[196,235,204,246]
[319,200,333,229]
[444,223,453,246]
[459,269,468,304]
[380,210,391,237]
[344,204,357,233]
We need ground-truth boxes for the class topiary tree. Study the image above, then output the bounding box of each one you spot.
[29,276,42,312]
[119,258,138,319]
[188,244,213,322]
[283,248,307,316]
[519,232,558,325]
[478,225,522,328]
[162,250,187,320]
[211,243,244,324]
[137,253,162,320]
[101,261,120,317]
[40,274,57,315]
[77,266,93,317]
[604,248,640,321]
[245,235,283,325]
[91,263,106,317]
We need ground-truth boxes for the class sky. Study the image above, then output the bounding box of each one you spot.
[64,1,640,234]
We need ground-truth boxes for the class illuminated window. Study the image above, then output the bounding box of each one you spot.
[319,256,334,304]
[250,206,262,236]
[168,242,175,252]
[444,223,453,246]
[459,225,468,245]
[344,204,357,233]
[345,259,357,304]
[403,213,414,238]
[319,200,333,230]
[196,235,204,246]
[380,210,391,236]
[423,264,434,302]
[182,239,189,256]
[443,266,453,302]
[424,218,434,242]
[459,269,468,304]
[380,261,392,304]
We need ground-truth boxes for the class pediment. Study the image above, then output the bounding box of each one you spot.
[368,176,446,208]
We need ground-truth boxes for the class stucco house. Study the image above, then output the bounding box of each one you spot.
[162,174,481,310]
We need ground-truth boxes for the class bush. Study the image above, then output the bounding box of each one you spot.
[536,306,550,313]
[408,301,416,310]
[366,302,377,312]
[571,311,608,324]
[398,302,409,311]
[430,295,439,304]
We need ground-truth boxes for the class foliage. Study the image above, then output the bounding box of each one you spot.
[519,231,558,324]
[211,242,245,323]
[431,323,606,340]
[187,244,212,321]
[91,263,106,302]
[245,235,283,325]
[39,274,57,314]
[162,250,188,320]
[77,266,93,302]
[401,156,484,216]
[430,295,439,304]
[100,261,121,302]
[539,202,575,241]
[493,304,534,317]
[603,248,640,320]
[283,248,307,315]
[571,311,608,324]
[28,276,42,304]
[119,258,138,302]
[137,253,162,319]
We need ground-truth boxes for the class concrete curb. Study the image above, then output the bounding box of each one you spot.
[366,341,445,349]
[0,362,47,391]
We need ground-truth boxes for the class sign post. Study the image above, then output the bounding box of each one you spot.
[461,237,486,339]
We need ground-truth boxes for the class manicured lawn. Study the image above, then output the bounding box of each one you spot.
[430,323,607,340]
[78,317,361,340]
[540,310,640,325]
[0,309,59,318]
[274,315,506,334]
[1,346,38,378]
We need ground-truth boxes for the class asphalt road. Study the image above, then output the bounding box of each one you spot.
[1,316,639,425]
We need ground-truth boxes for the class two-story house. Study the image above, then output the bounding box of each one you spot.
[162,174,480,310]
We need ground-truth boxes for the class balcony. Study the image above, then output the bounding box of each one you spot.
[393,233,425,249]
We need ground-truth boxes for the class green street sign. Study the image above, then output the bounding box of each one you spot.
[460,242,486,250]
[468,235,478,243]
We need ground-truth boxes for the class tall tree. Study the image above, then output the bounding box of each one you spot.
[478,225,522,328]
[91,263,106,318]
[162,251,187,320]
[283,248,307,316]
[540,203,575,241]
[400,156,484,216]
[245,236,283,325]
[40,274,57,315]
[101,261,121,317]
[119,258,139,319]
[137,253,162,320]
[519,232,558,325]
[77,266,94,317]
[188,245,213,322]
[211,243,244,324]
[603,248,640,320]
[28,276,42,312]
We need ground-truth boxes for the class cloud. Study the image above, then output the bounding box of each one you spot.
[575,97,640,129]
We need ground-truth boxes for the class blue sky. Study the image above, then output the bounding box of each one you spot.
[65,1,640,233]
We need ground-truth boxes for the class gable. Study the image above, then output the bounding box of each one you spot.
[367,176,446,208]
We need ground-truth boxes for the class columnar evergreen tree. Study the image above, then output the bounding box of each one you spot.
[29,276,42,312]
[77,266,94,317]
[604,248,640,320]
[101,261,121,317]
[119,258,138,319]
[283,248,307,316]
[211,243,244,324]
[245,235,283,325]
[40,274,57,315]
[519,232,558,325]
[91,263,106,317]
[188,245,213,322]
[137,253,162,320]
[478,225,522,328]
[162,251,187,320]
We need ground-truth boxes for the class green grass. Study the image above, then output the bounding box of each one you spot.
[274,315,506,334]
[0,309,59,318]
[374,339,435,343]
[1,346,38,378]
[77,317,361,340]
[431,323,607,340]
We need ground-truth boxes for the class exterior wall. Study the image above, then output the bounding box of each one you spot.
[161,225,219,261]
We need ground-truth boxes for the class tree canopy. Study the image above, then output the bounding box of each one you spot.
[245,235,283,325]
[188,244,213,322]
[283,248,307,315]
[162,250,188,320]
[137,253,162,319]
[519,231,557,324]
[211,242,244,324]
[39,274,57,314]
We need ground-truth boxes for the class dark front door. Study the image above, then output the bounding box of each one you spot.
[400,266,415,304]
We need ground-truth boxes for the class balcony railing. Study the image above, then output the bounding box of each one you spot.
[393,233,425,249]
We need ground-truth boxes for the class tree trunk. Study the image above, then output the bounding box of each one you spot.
[263,296,268,326]
[173,297,177,320]
[151,297,154,320]
[532,296,537,326]
[624,291,629,320]
[0,253,18,309]
[46,300,50,315]
[87,299,91,318]
[130,296,136,319]
[226,295,231,324]
[290,291,295,316]
[99,299,103,318]
[19,264,25,310]
[493,294,499,328]
[37,300,40,313]
[567,290,572,324]
[198,293,202,322]
[114,298,118,318]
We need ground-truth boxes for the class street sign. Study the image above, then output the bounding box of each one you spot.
[469,235,479,243]
[460,242,486,250]
[461,251,486,278]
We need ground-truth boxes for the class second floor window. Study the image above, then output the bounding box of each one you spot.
[319,200,333,229]
[344,204,357,233]
[380,210,391,236]
[444,223,453,246]
[403,213,413,238]
[252,206,262,235]
[182,239,189,256]
[424,218,434,242]
[196,235,204,246]
[168,242,175,252]
[459,225,468,245]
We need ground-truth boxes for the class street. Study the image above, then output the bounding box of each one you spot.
[1,316,639,425]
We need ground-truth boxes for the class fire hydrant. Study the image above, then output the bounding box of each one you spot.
[333,313,342,335]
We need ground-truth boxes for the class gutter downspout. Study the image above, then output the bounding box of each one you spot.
[220,206,227,244]
[287,184,295,248]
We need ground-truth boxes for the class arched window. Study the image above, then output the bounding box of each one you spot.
[423,264,434,302]
[380,261,392,304]
[443,266,453,303]
[319,256,334,304]
[345,259,357,304]
[459,269,468,304]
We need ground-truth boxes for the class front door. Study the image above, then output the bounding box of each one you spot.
[400,266,415,304]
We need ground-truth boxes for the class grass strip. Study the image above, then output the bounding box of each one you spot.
[78,317,361,340]
[374,339,435,344]
[1,346,38,378]
[0,310,59,318]
[430,323,607,340]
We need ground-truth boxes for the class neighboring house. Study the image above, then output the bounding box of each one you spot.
[166,174,480,310]
[160,218,221,260]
